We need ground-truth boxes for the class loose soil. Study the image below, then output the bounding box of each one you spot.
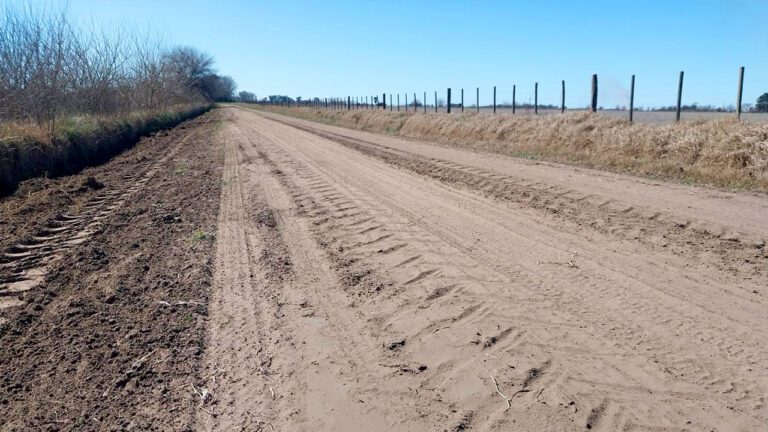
[0,112,223,430]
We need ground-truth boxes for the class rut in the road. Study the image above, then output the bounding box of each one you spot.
[280,120,767,285]
[202,121,463,431]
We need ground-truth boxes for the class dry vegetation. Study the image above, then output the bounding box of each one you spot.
[0,105,208,195]
[257,106,768,191]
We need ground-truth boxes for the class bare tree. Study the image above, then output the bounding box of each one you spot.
[0,3,233,138]
[238,91,255,103]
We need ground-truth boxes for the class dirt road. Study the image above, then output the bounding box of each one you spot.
[1,106,766,431]
[199,107,767,431]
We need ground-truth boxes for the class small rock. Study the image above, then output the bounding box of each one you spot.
[162,214,182,224]
[81,176,105,191]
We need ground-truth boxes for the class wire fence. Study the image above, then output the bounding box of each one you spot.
[255,67,768,124]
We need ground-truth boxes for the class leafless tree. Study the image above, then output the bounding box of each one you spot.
[239,91,256,103]
[0,3,235,137]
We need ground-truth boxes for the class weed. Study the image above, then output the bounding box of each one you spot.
[174,164,188,176]
[191,230,214,242]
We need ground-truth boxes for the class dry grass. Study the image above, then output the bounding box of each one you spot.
[0,105,204,145]
[0,104,210,196]
[255,106,768,191]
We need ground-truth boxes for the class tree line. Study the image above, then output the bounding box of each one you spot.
[0,3,236,134]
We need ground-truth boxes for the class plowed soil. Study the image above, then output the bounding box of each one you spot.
[2,106,767,431]
[0,113,223,430]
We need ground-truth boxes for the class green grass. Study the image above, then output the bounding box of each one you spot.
[173,163,188,176]
[191,230,214,243]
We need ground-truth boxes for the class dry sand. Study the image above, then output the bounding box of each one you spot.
[200,107,767,431]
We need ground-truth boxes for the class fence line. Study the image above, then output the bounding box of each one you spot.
[253,68,757,123]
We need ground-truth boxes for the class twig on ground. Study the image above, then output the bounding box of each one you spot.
[190,383,212,406]
[537,251,579,269]
[566,252,579,268]
[210,363,226,384]
[490,373,512,409]
[130,349,157,371]
[157,299,204,307]
[102,349,157,398]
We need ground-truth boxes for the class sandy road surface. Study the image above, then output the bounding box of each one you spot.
[200,107,768,431]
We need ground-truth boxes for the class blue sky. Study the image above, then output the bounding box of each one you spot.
[62,0,768,108]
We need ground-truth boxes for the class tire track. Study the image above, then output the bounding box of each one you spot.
[231,108,767,431]
[0,125,203,320]
[274,117,767,286]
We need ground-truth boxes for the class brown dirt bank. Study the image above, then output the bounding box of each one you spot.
[249,105,768,191]
[0,110,223,430]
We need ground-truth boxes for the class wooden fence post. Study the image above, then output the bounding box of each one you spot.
[382,92,386,110]
[512,85,516,114]
[397,94,400,111]
[591,74,598,112]
[461,89,464,112]
[347,96,351,110]
[561,80,565,113]
[534,82,538,115]
[434,91,437,112]
[493,86,497,114]
[629,75,635,123]
[676,71,684,122]
[736,66,745,121]
[390,94,393,111]
[405,93,408,112]
[413,93,417,111]
[476,87,480,113]
[424,91,427,113]
[447,88,452,113]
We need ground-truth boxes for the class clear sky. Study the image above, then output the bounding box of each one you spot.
[60,0,768,108]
